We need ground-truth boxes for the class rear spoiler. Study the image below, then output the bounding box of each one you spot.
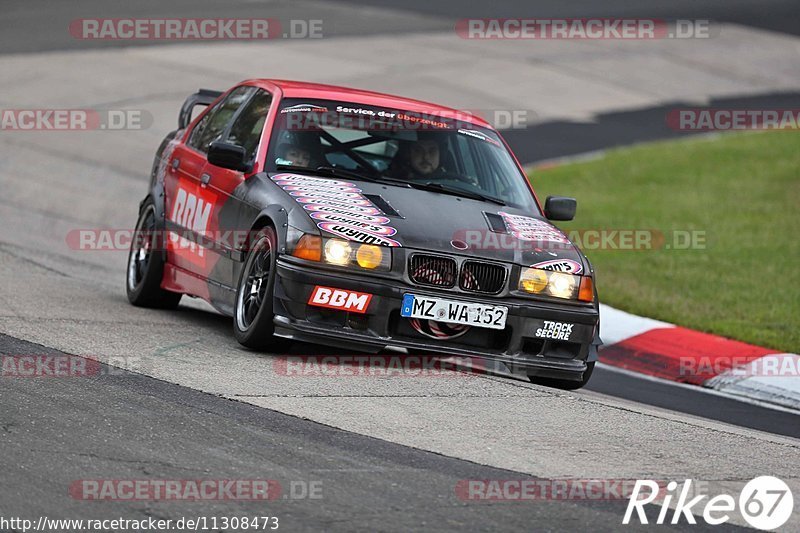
[178,88,223,129]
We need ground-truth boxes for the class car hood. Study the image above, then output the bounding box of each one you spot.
[270,173,587,273]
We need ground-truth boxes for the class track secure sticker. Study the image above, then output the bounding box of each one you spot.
[272,173,402,247]
[535,321,574,340]
[531,259,582,274]
[308,286,373,313]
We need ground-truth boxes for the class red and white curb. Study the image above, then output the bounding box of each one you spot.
[599,305,800,410]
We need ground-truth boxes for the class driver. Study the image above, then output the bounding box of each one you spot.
[388,136,446,181]
[275,142,312,168]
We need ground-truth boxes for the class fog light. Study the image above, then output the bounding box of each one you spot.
[520,268,548,293]
[356,244,383,269]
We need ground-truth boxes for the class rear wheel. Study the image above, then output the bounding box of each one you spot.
[528,361,595,390]
[233,227,291,351]
[126,200,182,309]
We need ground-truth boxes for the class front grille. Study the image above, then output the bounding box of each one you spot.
[460,261,506,294]
[409,254,457,288]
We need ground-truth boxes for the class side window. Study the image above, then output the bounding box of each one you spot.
[223,89,273,162]
[187,86,253,153]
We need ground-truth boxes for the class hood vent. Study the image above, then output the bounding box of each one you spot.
[484,212,508,233]
[364,194,402,217]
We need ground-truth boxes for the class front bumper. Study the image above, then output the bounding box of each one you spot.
[272,257,601,381]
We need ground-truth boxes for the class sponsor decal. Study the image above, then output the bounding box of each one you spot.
[272,174,355,187]
[168,185,217,266]
[457,128,501,147]
[286,190,369,201]
[271,174,402,246]
[292,196,374,207]
[283,184,362,193]
[317,223,402,247]
[303,203,383,216]
[280,103,328,114]
[308,213,396,235]
[288,189,363,199]
[308,210,390,225]
[308,286,373,313]
[499,211,570,243]
[531,258,582,274]
[534,320,574,340]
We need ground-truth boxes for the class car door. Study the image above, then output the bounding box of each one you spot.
[200,88,274,294]
[163,85,254,283]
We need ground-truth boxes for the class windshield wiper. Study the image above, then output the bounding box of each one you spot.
[408,182,506,205]
[315,166,384,183]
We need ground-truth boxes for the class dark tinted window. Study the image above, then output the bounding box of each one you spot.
[187,86,253,153]
[224,89,273,162]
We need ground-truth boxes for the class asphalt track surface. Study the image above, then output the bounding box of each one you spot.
[1,333,751,533]
[1,1,799,531]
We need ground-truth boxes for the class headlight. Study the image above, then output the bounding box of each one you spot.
[292,234,391,271]
[518,267,593,302]
[324,239,352,266]
[548,272,575,299]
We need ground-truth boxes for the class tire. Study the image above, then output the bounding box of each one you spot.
[233,227,292,351]
[528,361,595,390]
[126,200,182,309]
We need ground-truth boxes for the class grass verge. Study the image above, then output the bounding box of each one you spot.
[530,131,799,353]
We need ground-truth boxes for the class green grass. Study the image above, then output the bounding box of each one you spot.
[529,131,800,353]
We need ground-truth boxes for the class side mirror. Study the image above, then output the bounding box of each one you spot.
[207,141,251,172]
[544,196,577,221]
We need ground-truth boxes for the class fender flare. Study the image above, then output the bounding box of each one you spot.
[234,204,290,262]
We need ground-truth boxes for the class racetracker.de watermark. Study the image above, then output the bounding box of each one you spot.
[680,354,800,378]
[453,229,707,251]
[279,106,537,131]
[69,18,323,40]
[456,479,666,501]
[456,19,715,40]
[0,109,152,131]
[667,109,800,131]
[65,228,708,252]
[1,355,143,377]
[274,355,488,378]
[69,479,323,501]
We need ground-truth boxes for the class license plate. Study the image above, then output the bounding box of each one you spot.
[400,294,508,330]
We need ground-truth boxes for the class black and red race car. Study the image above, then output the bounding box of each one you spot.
[126,79,601,388]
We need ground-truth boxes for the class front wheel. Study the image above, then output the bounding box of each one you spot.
[126,200,182,309]
[528,361,595,390]
[233,227,291,351]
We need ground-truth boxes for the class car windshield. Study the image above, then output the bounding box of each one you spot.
[266,99,539,211]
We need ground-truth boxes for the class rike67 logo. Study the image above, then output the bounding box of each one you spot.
[624,476,794,530]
